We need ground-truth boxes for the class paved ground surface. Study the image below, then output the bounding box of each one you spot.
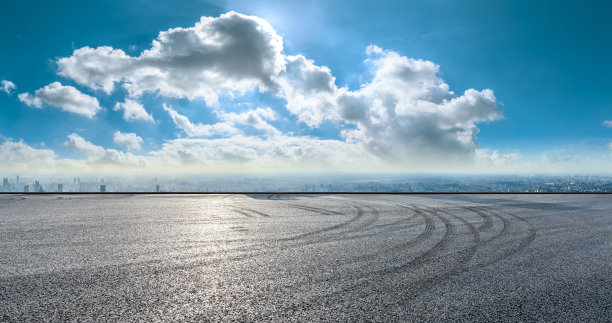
[0,194,610,322]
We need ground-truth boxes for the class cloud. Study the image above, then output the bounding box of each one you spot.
[476,149,521,166]
[163,104,279,137]
[151,136,372,171]
[0,138,56,168]
[163,104,239,137]
[604,120,612,128]
[292,45,503,163]
[278,55,339,127]
[113,131,144,150]
[1,80,16,94]
[113,99,154,122]
[64,133,145,166]
[18,82,102,118]
[217,107,280,136]
[57,11,285,106]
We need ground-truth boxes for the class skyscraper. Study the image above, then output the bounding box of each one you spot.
[100,184,106,193]
[33,180,43,192]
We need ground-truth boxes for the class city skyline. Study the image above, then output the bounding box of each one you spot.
[3,173,612,193]
[1,1,611,174]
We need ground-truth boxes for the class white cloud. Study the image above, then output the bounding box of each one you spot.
[278,55,340,127]
[217,107,280,136]
[163,104,239,137]
[1,80,16,94]
[292,45,504,163]
[0,138,56,168]
[113,131,143,150]
[476,149,521,166]
[163,104,279,137]
[604,120,612,128]
[113,99,154,122]
[57,11,285,106]
[64,133,145,166]
[151,136,372,171]
[18,82,102,118]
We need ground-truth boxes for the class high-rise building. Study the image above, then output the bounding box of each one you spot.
[33,180,43,192]
[2,178,8,192]
[23,185,29,192]
[156,184,160,192]
[57,184,63,192]
[100,184,106,192]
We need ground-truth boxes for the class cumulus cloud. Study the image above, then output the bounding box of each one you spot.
[113,99,154,122]
[64,133,145,166]
[57,11,285,106]
[476,149,521,166]
[163,104,239,137]
[287,45,504,163]
[18,82,102,118]
[113,131,144,150]
[1,80,16,94]
[0,138,56,168]
[604,120,612,128]
[278,55,340,127]
[163,104,279,137]
[218,107,280,135]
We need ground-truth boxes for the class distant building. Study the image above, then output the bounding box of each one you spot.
[33,180,43,192]
[57,184,63,192]
[23,185,29,192]
[156,184,160,192]
[100,184,106,193]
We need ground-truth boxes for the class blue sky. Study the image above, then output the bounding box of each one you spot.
[0,0,611,174]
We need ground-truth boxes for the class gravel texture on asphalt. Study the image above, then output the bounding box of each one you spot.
[0,194,610,322]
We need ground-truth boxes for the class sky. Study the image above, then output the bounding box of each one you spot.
[0,0,611,174]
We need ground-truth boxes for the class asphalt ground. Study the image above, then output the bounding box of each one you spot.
[0,194,610,321]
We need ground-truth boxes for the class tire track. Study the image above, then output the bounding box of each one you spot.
[290,205,345,215]
[279,206,365,241]
[278,205,477,313]
[464,206,537,271]
[234,207,271,217]
[345,204,435,264]
[232,208,253,218]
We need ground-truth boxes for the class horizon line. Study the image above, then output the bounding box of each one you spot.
[2,192,611,195]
